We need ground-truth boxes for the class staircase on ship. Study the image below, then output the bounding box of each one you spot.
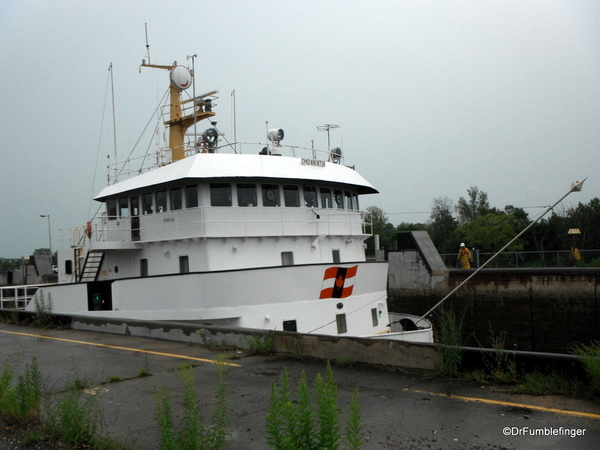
[78,251,105,282]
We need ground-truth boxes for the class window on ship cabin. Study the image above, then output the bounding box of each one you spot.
[210,183,232,206]
[142,193,153,214]
[281,251,294,266]
[262,184,280,207]
[140,259,148,277]
[353,193,359,211]
[170,188,182,210]
[371,308,379,327]
[333,190,344,209]
[107,199,117,220]
[303,185,318,207]
[336,314,347,334]
[345,191,353,210]
[283,185,300,207]
[237,184,257,207]
[332,249,341,263]
[320,188,333,208]
[156,191,168,213]
[185,185,198,208]
[119,198,129,218]
[130,196,139,216]
[179,255,190,274]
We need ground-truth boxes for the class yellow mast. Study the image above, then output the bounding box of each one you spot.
[140,60,215,162]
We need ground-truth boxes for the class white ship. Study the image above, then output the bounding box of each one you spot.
[11,57,432,342]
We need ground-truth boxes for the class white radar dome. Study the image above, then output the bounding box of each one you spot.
[170,66,192,90]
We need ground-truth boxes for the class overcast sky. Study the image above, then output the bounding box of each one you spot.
[1,0,599,258]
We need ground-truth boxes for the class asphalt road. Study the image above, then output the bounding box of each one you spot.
[0,323,598,449]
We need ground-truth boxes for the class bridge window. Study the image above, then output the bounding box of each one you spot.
[131,196,139,216]
[345,191,353,210]
[304,185,318,207]
[119,198,130,217]
[211,183,232,206]
[334,190,344,209]
[262,184,280,207]
[142,193,153,214]
[156,190,167,213]
[238,184,257,207]
[107,199,117,220]
[170,188,182,210]
[320,188,333,208]
[185,185,198,208]
[284,185,300,207]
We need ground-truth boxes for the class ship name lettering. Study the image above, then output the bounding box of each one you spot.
[301,158,325,167]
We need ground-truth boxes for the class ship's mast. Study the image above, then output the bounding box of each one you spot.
[140,60,215,162]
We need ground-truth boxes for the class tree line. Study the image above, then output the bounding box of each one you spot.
[366,186,600,267]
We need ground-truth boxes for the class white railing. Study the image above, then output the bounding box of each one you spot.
[0,284,44,309]
[106,141,348,185]
[59,207,370,248]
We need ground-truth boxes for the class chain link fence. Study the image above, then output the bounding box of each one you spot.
[440,249,600,269]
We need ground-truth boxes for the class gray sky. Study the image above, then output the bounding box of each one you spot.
[2,0,600,258]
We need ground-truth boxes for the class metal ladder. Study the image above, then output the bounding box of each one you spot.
[78,251,105,282]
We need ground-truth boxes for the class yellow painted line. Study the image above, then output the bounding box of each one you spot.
[0,329,241,367]
[404,388,600,420]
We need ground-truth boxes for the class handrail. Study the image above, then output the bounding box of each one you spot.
[106,142,345,185]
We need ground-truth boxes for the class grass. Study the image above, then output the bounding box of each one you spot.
[246,333,274,355]
[33,290,53,327]
[434,308,463,377]
[154,355,231,450]
[514,370,586,397]
[265,361,364,450]
[573,341,600,395]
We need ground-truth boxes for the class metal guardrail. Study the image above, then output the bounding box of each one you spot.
[0,284,43,309]
[440,249,600,269]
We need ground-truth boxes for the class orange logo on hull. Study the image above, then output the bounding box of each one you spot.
[319,266,358,299]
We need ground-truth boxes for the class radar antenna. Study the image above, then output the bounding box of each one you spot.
[317,124,340,162]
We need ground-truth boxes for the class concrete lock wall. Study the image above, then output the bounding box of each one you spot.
[387,246,600,354]
[69,316,442,372]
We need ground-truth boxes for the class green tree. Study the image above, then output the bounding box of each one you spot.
[429,196,458,254]
[364,206,396,257]
[456,186,490,224]
[566,197,600,250]
[455,212,524,254]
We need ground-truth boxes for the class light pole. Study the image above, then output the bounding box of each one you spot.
[40,214,52,264]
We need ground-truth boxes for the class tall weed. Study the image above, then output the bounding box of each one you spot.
[154,357,231,450]
[266,361,364,450]
[574,341,600,395]
[435,308,463,377]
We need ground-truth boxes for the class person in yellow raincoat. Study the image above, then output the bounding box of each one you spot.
[457,243,472,269]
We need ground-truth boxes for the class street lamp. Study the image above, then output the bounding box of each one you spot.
[40,214,52,264]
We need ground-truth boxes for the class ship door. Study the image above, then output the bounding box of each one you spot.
[131,216,140,241]
[87,281,114,311]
